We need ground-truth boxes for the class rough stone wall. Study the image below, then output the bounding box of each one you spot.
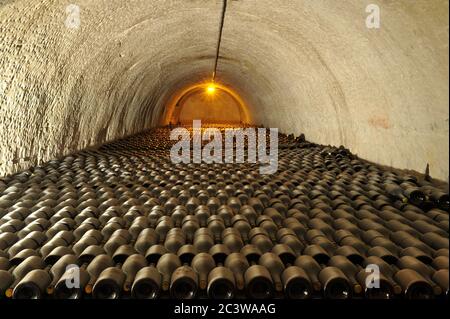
[0,0,448,180]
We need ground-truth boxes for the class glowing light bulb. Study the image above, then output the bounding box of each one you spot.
[207,84,216,94]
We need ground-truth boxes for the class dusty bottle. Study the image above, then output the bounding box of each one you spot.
[194,205,211,228]
[224,252,249,291]
[256,215,278,242]
[164,228,187,253]
[53,246,102,299]
[134,228,159,255]
[421,186,449,211]
[368,246,399,265]
[205,268,232,299]
[294,255,322,292]
[303,244,330,265]
[401,184,426,207]
[384,183,408,203]
[207,215,226,244]
[171,245,198,299]
[356,266,394,300]
[272,244,312,299]
[281,264,312,299]
[216,205,234,227]
[5,255,45,298]
[221,227,244,253]
[363,256,402,295]
[207,244,235,299]
[191,252,215,291]
[92,254,127,299]
[432,269,449,297]
[242,244,274,299]
[328,256,362,295]
[46,254,78,295]
[248,227,273,254]
[12,267,52,299]
[82,254,115,297]
[156,253,182,292]
[128,216,150,240]
[318,267,352,299]
[277,228,305,256]
[193,228,214,253]
[103,230,131,256]
[206,197,221,215]
[155,216,174,244]
[122,254,147,293]
[231,214,251,243]
[394,269,434,299]
[396,256,442,296]
[334,245,365,266]
[259,252,285,292]
[132,245,166,299]
[170,205,188,228]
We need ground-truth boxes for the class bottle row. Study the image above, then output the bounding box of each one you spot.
[1,243,448,299]
[0,126,448,299]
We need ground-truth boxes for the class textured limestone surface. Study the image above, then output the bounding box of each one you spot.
[0,0,448,180]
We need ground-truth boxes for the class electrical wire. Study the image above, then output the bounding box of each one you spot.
[212,0,228,82]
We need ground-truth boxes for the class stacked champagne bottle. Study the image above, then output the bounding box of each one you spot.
[0,125,448,299]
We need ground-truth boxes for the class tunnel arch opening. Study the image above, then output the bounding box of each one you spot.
[162,82,252,126]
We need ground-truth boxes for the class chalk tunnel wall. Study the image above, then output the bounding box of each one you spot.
[165,83,248,125]
[0,0,448,181]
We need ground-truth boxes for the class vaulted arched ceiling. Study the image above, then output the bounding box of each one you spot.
[0,0,448,180]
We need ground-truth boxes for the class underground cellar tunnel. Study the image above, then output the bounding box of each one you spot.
[0,0,449,301]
